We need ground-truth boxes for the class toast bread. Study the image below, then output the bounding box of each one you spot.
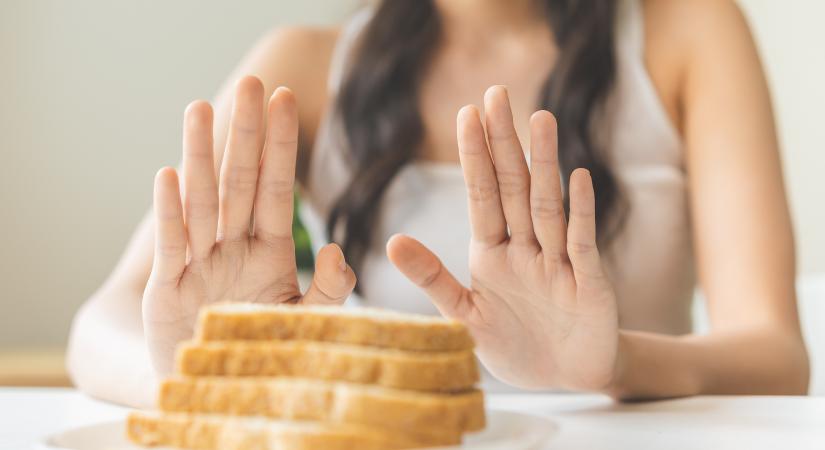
[159,376,485,434]
[195,303,474,352]
[127,411,460,450]
[176,340,479,392]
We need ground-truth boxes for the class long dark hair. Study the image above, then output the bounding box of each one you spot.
[327,0,623,285]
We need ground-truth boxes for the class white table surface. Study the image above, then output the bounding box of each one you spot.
[1,388,823,450]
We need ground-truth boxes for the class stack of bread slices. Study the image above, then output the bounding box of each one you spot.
[127,303,486,449]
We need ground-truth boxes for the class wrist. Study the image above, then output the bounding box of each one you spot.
[600,329,631,399]
[144,319,192,377]
[598,330,707,400]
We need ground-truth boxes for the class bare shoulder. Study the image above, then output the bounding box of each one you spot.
[254,25,341,93]
[644,0,753,64]
[256,25,341,78]
[247,26,342,139]
[641,0,759,132]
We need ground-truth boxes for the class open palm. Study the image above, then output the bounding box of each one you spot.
[143,77,355,375]
[388,86,619,391]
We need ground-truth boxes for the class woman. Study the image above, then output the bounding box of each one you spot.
[68,0,809,406]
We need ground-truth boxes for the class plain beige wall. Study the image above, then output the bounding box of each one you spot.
[0,0,360,348]
[1,0,822,349]
[739,0,825,278]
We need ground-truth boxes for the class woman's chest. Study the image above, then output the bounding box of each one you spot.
[415,49,554,164]
[346,161,695,333]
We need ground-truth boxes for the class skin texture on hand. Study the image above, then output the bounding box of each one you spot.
[143,77,356,375]
[387,86,620,391]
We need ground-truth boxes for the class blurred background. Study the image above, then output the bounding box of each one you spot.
[1,0,823,387]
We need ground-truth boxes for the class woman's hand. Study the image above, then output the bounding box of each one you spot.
[144,77,356,375]
[387,86,619,391]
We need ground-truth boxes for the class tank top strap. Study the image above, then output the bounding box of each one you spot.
[326,7,375,94]
[615,0,645,58]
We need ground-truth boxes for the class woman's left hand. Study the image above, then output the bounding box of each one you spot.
[387,86,620,391]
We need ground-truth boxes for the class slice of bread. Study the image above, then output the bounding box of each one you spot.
[195,303,474,352]
[127,411,460,450]
[176,341,479,392]
[159,376,485,436]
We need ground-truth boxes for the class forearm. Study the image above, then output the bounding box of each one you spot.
[605,328,809,400]
[66,289,157,408]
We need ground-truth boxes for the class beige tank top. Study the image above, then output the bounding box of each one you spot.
[300,0,695,336]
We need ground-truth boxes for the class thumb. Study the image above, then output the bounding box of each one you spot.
[302,243,356,305]
[386,234,473,320]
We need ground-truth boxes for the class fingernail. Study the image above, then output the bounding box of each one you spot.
[274,86,292,96]
[336,246,347,272]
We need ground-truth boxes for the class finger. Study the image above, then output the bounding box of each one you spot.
[529,110,567,262]
[483,86,538,246]
[151,167,187,286]
[457,105,507,246]
[182,100,218,259]
[302,243,356,305]
[217,75,265,241]
[566,169,606,286]
[253,87,298,245]
[386,234,473,320]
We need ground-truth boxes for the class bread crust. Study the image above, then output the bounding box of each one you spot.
[195,304,474,352]
[127,412,459,450]
[176,341,479,392]
[159,376,486,435]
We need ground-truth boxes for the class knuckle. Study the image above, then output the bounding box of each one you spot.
[215,228,248,243]
[231,117,260,136]
[465,181,500,203]
[157,243,186,257]
[185,147,214,162]
[185,197,217,220]
[267,135,298,147]
[472,233,506,248]
[571,208,595,220]
[254,233,294,251]
[494,170,529,196]
[418,264,442,289]
[487,126,518,143]
[544,250,570,267]
[259,177,294,202]
[529,152,557,165]
[575,266,606,285]
[223,166,258,193]
[567,240,597,256]
[459,144,485,156]
[530,196,564,220]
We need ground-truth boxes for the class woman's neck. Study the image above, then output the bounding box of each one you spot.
[433,0,549,44]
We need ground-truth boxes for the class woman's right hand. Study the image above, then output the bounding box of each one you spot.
[143,76,356,375]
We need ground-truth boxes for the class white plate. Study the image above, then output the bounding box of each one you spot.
[40,409,557,450]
